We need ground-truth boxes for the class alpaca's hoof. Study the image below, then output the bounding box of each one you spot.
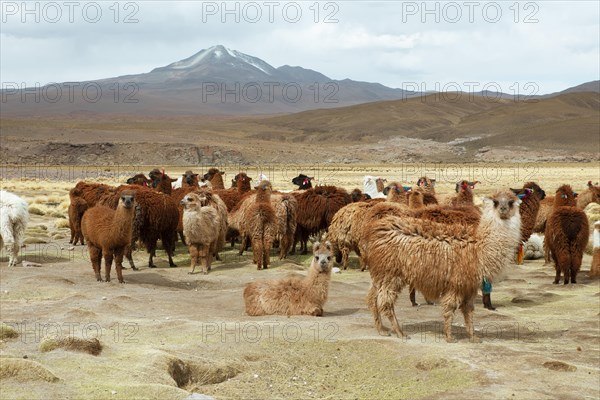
[188,271,194,275]
[149,265,156,269]
[426,301,434,305]
[445,337,458,343]
[119,280,125,284]
[378,331,391,337]
[411,303,419,307]
[97,278,103,282]
[203,271,208,275]
[131,266,139,271]
[170,264,178,268]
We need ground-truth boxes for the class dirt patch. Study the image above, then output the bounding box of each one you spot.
[542,361,577,372]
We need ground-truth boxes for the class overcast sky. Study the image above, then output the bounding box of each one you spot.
[1,1,598,94]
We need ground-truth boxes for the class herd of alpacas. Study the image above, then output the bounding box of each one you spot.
[1,170,599,342]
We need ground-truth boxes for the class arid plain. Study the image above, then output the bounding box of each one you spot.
[0,163,598,399]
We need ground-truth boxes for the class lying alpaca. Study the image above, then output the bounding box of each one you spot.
[81,191,135,283]
[545,185,589,284]
[364,190,521,342]
[181,192,221,274]
[243,241,334,316]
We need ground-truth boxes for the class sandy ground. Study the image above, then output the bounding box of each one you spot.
[0,165,599,399]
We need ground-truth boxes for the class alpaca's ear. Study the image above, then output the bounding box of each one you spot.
[324,241,332,251]
[220,171,225,176]
[510,188,520,195]
[313,242,321,252]
[482,196,491,206]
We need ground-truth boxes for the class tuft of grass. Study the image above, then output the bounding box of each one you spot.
[55,219,70,229]
[0,358,60,383]
[28,206,46,216]
[24,237,49,244]
[39,337,103,356]
[49,211,66,219]
[0,323,19,340]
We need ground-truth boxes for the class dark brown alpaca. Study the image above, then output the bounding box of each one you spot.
[149,169,177,195]
[544,185,589,284]
[81,191,135,283]
[204,168,226,189]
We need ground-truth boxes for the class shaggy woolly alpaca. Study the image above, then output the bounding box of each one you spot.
[81,191,135,283]
[577,181,600,209]
[68,188,88,246]
[126,174,151,186]
[204,168,226,189]
[364,190,521,342]
[455,180,480,193]
[350,188,371,202]
[291,185,351,254]
[173,170,201,189]
[291,174,314,189]
[73,181,116,208]
[212,172,253,211]
[181,192,222,274]
[510,182,546,263]
[243,241,334,316]
[0,190,29,267]
[364,176,387,199]
[99,185,179,269]
[447,181,475,207]
[246,180,276,270]
[535,182,599,233]
[590,221,600,278]
[544,185,589,284]
[416,176,436,194]
[523,234,544,260]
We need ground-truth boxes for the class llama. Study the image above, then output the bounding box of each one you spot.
[204,168,226,189]
[590,221,600,278]
[0,190,29,267]
[68,188,88,245]
[243,241,334,316]
[363,176,387,199]
[246,180,276,270]
[181,192,222,274]
[364,190,521,342]
[81,191,135,283]
[544,185,589,284]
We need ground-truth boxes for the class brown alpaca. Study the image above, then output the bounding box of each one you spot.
[81,191,136,283]
[181,170,200,188]
[246,180,276,270]
[212,172,253,211]
[416,176,436,194]
[72,181,116,208]
[68,188,88,245]
[577,181,600,209]
[126,173,152,186]
[244,241,334,316]
[510,182,546,264]
[350,188,369,202]
[148,169,177,195]
[447,181,475,207]
[544,185,589,284]
[590,221,600,278]
[181,192,222,274]
[204,168,226,189]
[364,190,521,342]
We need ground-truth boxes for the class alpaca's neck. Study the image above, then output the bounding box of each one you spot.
[476,210,521,279]
[303,266,331,302]
[112,205,134,240]
[256,190,270,204]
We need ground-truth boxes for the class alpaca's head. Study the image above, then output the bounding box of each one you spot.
[351,188,366,202]
[375,177,387,193]
[483,190,521,220]
[126,174,151,187]
[255,180,273,193]
[119,191,135,210]
[204,168,225,181]
[553,185,577,207]
[455,180,478,193]
[312,241,333,273]
[292,174,314,189]
[383,182,411,196]
[589,185,600,204]
[182,170,199,185]
[234,172,252,191]
[417,176,435,188]
[523,182,546,200]
[180,192,209,210]
[148,168,176,187]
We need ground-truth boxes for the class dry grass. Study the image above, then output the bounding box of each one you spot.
[0,358,60,383]
[0,323,19,340]
[39,337,103,356]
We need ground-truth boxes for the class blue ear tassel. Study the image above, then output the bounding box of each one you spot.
[517,193,526,200]
[403,186,412,192]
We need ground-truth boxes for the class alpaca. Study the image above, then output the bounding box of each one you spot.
[68,188,88,245]
[590,221,600,278]
[364,190,521,342]
[212,172,253,211]
[81,191,135,283]
[447,180,475,207]
[181,192,222,274]
[126,173,151,186]
[544,185,589,284]
[416,176,436,194]
[364,176,387,199]
[181,170,200,188]
[204,168,226,189]
[510,182,546,264]
[0,190,29,267]
[243,241,334,316]
[291,174,314,189]
[350,188,371,202]
[577,181,600,209]
[246,180,276,270]
[523,234,544,260]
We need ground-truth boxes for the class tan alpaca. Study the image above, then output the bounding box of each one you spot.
[590,221,600,278]
[81,191,136,283]
[243,241,334,316]
[363,190,521,342]
[181,192,222,274]
[244,180,276,270]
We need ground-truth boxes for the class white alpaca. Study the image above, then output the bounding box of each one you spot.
[0,190,29,267]
[363,176,386,199]
[523,233,544,260]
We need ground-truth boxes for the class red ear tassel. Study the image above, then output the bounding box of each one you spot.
[161,168,165,177]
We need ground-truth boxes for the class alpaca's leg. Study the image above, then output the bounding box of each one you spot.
[147,240,157,268]
[263,238,272,269]
[199,245,210,275]
[125,245,137,270]
[88,245,102,281]
[279,234,290,259]
[409,286,418,307]
[341,247,349,270]
[114,247,125,283]
[179,231,187,246]
[367,284,388,335]
[460,297,479,342]
[442,298,458,343]
[571,250,583,284]
[7,242,19,268]
[239,235,248,256]
[69,223,75,244]
[188,244,199,274]
[359,254,368,272]
[254,238,264,270]
[103,250,114,282]
[378,286,404,338]
[204,250,213,275]
[164,233,177,267]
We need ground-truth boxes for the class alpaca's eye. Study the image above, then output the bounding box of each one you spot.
[327,256,331,261]
[314,256,319,261]
[508,201,514,207]
[493,200,499,207]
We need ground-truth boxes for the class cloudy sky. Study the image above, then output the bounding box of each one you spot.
[1,1,598,94]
